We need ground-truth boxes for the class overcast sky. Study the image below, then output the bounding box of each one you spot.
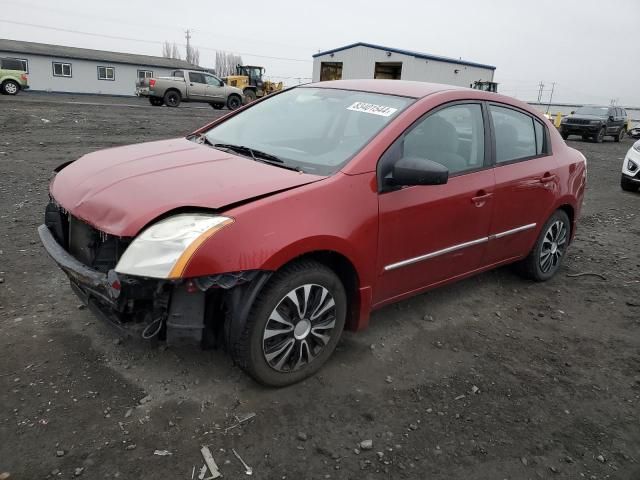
[1,0,638,105]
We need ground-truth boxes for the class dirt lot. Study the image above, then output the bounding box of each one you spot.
[1,93,639,480]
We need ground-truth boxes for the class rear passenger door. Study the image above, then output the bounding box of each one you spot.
[484,104,558,266]
[187,72,208,100]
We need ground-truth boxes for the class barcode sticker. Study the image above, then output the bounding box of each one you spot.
[347,102,398,117]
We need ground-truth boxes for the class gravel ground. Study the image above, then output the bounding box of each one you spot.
[1,93,639,480]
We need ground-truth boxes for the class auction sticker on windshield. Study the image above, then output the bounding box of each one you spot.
[347,102,398,117]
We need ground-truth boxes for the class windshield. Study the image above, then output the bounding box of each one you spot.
[204,87,414,175]
[574,106,609,117]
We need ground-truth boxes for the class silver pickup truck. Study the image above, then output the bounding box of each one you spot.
[136,69,244,110]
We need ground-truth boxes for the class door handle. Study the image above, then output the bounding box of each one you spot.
[539,173,557,184]
[471,192,493,205]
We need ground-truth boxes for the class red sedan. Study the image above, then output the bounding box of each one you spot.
[39,80,586,386]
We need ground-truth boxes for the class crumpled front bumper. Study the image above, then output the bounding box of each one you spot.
[38,224,119,308]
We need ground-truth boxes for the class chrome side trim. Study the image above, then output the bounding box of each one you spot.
[490,223,537,240]
[384,237,488,271]
[383,223,537,272]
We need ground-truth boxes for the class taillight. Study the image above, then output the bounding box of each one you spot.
[20,74,28,81]
[149,78,156,88]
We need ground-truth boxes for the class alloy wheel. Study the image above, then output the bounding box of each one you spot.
[262,284,337,372]
[539,220,567,273]
[5,82,17,94]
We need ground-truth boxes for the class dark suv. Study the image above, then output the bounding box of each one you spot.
[560,106,627,143]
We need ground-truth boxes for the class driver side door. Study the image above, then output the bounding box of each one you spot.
[204,74,226,102]
[375,101,495,305]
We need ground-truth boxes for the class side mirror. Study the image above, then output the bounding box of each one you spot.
[391,157,448,187]
[570,111,575,115]
[609,115,615,121]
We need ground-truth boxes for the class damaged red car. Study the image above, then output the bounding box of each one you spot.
[39,80,586,386]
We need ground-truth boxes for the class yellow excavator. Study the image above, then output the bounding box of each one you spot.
[223,65,283,102]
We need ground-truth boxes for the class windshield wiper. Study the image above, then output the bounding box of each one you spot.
[213,143,302,172]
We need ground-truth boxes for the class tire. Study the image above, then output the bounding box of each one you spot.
[594,127,605,143]
[561,132,569,140]
[615,128,625,142]
[2,80,19,95]
[621,176,638,192]
[230,260,347,387]
[243,89,257,103]
[210,103,223,110]
[148,97,163,106]
[518,210,571,282]
[163,90,181,107]
[227,94,242,110]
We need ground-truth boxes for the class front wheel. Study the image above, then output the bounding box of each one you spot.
[243,89,257,103]
[615,128,625,142]
[2,80,19,95]
[621,176,638,192]
[594,127,605,143]
[518,210,571,282]
[231,260,347,387]
[227,94,242,110]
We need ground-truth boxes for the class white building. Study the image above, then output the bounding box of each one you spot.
[312,42,495,88]
[0,39,201,96]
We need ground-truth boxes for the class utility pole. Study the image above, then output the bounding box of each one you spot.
[537,81,545,103]
[546,82,556,114]
[185,29,192,62]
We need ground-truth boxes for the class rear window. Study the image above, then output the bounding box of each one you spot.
[1,58,26,71]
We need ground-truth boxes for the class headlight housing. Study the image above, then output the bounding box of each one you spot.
[115,214,233,279]
[590,120,602,125]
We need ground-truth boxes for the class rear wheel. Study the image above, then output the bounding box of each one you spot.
[615,127,625,142]
[594,127,605,143]
[2,80,19,95]
[621,176,638,192]
[163,90,181,107]
[518,210,570,282]
[243,89,257,103]
[230,260,347,387]
[227,94,242,110]
[148,97,163,106]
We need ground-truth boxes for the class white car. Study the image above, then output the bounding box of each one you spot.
[621,139,640,192]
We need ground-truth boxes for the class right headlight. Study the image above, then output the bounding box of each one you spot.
[115,213,234,279]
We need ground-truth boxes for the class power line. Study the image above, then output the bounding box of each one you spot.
[0,19,313,63]
[9,0,318,52]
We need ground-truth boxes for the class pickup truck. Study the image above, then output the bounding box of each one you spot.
[135,69,244,110]
[1,58,29,95]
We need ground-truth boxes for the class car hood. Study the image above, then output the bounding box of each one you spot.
[568,114,606,121]
[50,138,323,237]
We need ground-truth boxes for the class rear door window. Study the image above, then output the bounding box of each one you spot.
[489,105,537,163]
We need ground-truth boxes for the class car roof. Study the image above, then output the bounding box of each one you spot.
[303,79,468,98]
